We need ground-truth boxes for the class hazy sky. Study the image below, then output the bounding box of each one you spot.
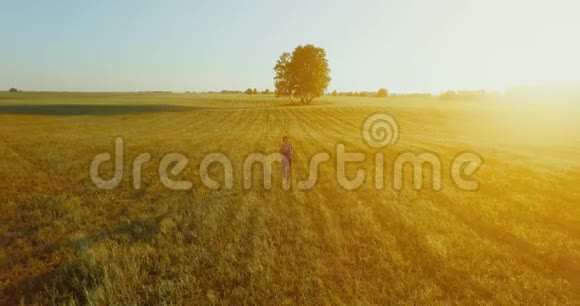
[2,0,579,93]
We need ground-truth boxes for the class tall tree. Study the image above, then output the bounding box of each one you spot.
[377,88,388,97]
[274,44,331,104]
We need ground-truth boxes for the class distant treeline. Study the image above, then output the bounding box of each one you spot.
[9,84,577,102]
[438,90,496,100]
[218,89,272,95]
[504,84,579,101]
[328,88,388,97]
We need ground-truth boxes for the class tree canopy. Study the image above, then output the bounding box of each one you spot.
[274,44,331,104]
[377,88,388,97]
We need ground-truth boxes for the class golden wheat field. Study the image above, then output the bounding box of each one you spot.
[0,92,579,304]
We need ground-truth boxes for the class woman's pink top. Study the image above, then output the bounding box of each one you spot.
[281,143,294,162]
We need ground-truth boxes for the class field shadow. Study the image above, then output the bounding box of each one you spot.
[0,104,201,116]
[279,101,334,107]
[1,215,165,304]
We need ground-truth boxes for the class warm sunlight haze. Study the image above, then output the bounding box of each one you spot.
[2,0,580,93]
[1,0,579,305]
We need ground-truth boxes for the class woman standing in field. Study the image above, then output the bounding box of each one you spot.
[280,136,294,184]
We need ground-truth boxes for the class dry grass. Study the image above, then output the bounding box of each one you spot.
[0,92,579,304]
